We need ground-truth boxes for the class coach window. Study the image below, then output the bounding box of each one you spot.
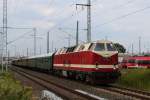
[128,59,135,63]
[94,43,105,51]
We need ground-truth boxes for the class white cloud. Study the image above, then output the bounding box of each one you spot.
[3,0,150,56]
[31,4,55,17]
[32,20,55,29]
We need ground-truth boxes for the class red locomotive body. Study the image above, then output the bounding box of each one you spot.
[53,40,120,84]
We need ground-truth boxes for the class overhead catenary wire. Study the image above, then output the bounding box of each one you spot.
[58,28,84,43]
[56,0,139,43]
[7,30,33,45]
[0,26,34,30]
[94,6,150,28]
[47,0,90,34]
[48,7,84,33]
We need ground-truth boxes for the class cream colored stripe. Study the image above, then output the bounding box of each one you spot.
[128,66,138,68]
[54,64,115,68]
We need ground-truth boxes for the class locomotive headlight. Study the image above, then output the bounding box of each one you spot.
[95,63,99,70]
[95,65,99,70]
[113,64,118,69]
[113,66,116,70]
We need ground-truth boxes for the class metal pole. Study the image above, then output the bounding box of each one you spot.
[15,46,16,57]
[27,48,29,57]
[0,32,2,71]
[76,0,91,43]
[40,46,41,54]
[87,0,91,43]
[3,0,8,72]
[51,40,54,52]
[47,31,50,53]
[68,34,71,47]
[132,43,134,56]
[76,21,79,45]
[1,35,4,72]
[139,36,141,55]
[33,28,36,56]
[6,0,8,71]
[1,50,3,72]
[7,50,9,68]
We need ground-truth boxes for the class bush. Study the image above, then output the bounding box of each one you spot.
[0,72,32,100]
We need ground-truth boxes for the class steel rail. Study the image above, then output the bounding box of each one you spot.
[111,85,150,96]
[100,85,150,100]
[11,67,100,100]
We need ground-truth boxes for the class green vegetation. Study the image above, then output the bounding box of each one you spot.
[0,72,32,100]
[116,69,150,92]
[0,64,5,72]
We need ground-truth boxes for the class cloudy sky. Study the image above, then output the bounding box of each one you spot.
[0,0,150,56]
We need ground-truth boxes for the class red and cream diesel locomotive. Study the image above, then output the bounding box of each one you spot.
[12,40,121,84]
[53,40,120,83]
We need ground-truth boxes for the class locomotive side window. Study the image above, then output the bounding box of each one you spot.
[78,45,85,51]
[61,48,67,54]
[89,43,95,50]
[66,46,76,53]
[94,43,105,51]
[106,43,116,51]
[55,49,61,55]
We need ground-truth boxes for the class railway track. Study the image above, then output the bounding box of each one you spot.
[11,66,150,100]
[99,85,150,100]
[11,67,103,100]
[111,85,150,97]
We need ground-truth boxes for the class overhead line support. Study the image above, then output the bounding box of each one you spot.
[76,0,92,43]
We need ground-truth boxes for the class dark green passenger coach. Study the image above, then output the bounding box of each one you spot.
[12,53,53,71]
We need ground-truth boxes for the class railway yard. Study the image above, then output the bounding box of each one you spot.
[9,66,150,100]
[1,0,150,100]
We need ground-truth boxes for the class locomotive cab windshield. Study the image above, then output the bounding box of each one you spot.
[106,43,116,51]
[94,43,105,51]
[90,42,116,52]
[89,41,117,58]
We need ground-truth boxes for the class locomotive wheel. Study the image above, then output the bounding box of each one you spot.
[86,75,90,83]
[85,75,95,85]
[75,75,81,80]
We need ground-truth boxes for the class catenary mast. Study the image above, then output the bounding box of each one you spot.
[1,0,8,72]
[76,0,91,43]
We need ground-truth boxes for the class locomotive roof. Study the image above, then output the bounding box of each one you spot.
[95,40,113,43]
[28,53,53,59]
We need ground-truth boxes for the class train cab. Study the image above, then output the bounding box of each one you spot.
[88,40,119,71]
[54,40,120,84]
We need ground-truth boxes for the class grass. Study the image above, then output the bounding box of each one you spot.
[0,72,32,100]
[0,64,1,71]
[116,69,150,92]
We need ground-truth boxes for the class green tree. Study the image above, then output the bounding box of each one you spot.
[114,43,126,53]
